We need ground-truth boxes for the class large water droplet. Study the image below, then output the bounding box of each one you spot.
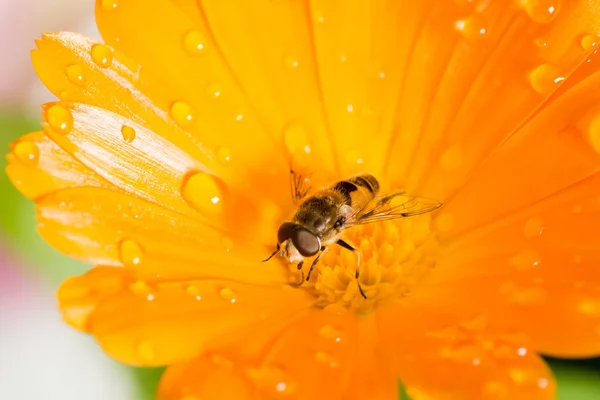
[581,34,599,51]
[529,64,564,94]
[66,64,86,87]
[170,101,195,128]
[523,217,545,238]
[315,352,339,368]
[522,0,559,23]
[181,172,226,217]
[120,239,143,266]
[136,340,156,362]
[46,104,74,134]
[219,287,237,303]
[216,146,231,165]
[121,125,136,143]
[101,0,119,11]
[318,324,342,343]
[283,124,309,155]
[91,44,114,68]
[13,141,40,166]
[439,145,463,171]
[183,30,206,57]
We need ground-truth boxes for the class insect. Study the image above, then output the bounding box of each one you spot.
[264,171,442,298]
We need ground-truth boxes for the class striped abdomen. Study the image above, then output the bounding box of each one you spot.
[331,174,380,206]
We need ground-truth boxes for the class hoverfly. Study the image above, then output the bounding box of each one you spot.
[264,170,442,298]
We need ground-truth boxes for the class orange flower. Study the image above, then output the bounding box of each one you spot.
[6,0,600,398]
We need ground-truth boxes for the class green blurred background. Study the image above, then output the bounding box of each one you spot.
[0,1,599,399]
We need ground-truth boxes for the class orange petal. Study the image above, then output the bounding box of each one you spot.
[36,187,286,284]
[383,0,600,193]
[378,306,556,400]
[158,355,258,400]
[6,131,113,199]
[434,69,600,238]
[95,1,299,203]
[58,266,313,366]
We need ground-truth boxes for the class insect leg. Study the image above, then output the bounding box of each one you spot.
[306,247,328,281]
[262,243,280,262]
[335,239,367,299]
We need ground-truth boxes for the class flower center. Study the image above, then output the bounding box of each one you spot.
[287,215,440,313]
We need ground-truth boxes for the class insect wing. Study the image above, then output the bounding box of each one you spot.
[289,169,312,204]
[346,192,442,226]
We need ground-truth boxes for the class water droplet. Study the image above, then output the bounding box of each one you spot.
[284,56,299,68]
[222,236,234,252]
[435,213,454,233]
[283,123,309,155]
[315,352,339,368]
[183,30,206,57]
[13,141,40,166]
[120,239,143,266]
[510,250,541,270]
[318,325,342,343]
[136,340,156,362]
[586,113,600,154]
[235,114,244,121]
[517,347,528,356]
[313,10,324,23]
[101,0,118,11]
[247,367,296,396]
[455,19,466,31]
[216,146,231,165]
[439,145,463,171]
[186,284,200,297]
[219,287,237,303]
[129,280,151,296]
[181,172,226,217]
[524,217,544,238]
[581,34,599,51]
[170,101,195,128]
[346,104,354,112]
[522,0,559,24]
[46,104,73,134]
[345,150,364,167]
[65,64,86,87]
[529,64,564,94]
[121,125,136,143]
[207,82,223,98]
[91,44,114,68]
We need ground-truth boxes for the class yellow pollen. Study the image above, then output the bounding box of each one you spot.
[288,215,439,313]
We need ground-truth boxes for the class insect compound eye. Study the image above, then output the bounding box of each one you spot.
[291,227,321,257]
[277,222,299,244]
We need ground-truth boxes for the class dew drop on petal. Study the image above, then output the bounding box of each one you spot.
[170,101,195,128]
[216,146,232,165]
[129,280,152,296]
[101,0,119,11]
[46,104,73,134]
[529,64,564,94]
[581,34,600,51]
[186,284,200,297]
[65,64,86,87]
[136,340,156,362]
[13,141,40,166]
[586,113,600,154]
[439,145,463,171]
[315,352,339,368]
[222,236,234,252]
[91,44,114,68]
[318,325,342,343]
[120,239,143,266]
[345,150,364,167]
[207,82,223,98]
[181,172,226,217]
[121,125,136,143]
[219,287,237,303]
[283,123,309,155]
[510,250,541,271]
[523,216,544,238]
[247,367,297,397]
[522,0,559,24]
[183,30,206,57]
[284,56,299,69]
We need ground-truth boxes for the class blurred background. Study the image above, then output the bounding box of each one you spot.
[0,1,599,399]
